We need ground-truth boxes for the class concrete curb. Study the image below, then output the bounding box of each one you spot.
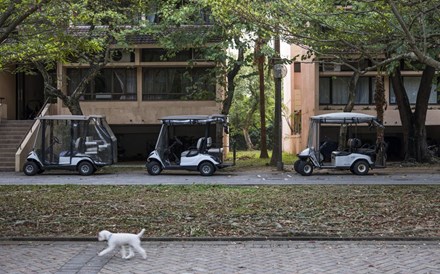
[1,236,439,242]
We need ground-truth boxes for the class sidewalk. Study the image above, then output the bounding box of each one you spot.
[0,240,438,273]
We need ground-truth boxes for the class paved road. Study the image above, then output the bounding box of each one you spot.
[0,240,438,274]
[0,166,439,185]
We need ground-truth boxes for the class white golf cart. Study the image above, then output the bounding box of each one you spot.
[23,115,117,176]
[146,114,234,176]
[294,112,386,176]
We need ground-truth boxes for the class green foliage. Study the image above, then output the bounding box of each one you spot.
[229,60,275,150]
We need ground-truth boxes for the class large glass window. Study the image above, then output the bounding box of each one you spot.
[142,67,216,100]
[319,76,374,105]
[389,76,438,104]
[67,68,137,101]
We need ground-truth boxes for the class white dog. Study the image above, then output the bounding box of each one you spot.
[98,229,147,259]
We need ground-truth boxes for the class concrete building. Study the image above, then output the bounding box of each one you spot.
[282,45,440,160]
[0,36,224,170]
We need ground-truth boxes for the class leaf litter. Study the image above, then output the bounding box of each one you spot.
[0,185,438,238]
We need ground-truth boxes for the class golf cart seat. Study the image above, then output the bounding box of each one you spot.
[181,137,210,157]
[347,138,376,157]
[347,138,362,152]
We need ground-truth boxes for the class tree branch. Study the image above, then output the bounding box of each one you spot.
[388,0,440,69]
[0,0,51,44]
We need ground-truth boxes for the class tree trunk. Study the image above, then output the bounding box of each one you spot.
[413,65,435,162]
[243,128,254,150]
[390,68,415,160]
[343,71,359,112]
[242,94,258,150]
[255,37,269,158]
[338,72,359,150]
[374,75,386,165]
[390,65,434,162]
[223,39,244,115]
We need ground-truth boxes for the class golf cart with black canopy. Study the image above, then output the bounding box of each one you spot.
[146,114,234,176]
[294,112,386,176]
[23,115,117,176]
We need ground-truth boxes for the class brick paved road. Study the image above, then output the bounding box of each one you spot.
[0,241,438,273]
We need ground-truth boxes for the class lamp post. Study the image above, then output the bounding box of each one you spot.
[272,37,287,171]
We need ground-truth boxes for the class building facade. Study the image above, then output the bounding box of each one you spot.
[282,45,440,160]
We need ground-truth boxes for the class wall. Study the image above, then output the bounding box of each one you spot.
[283,45,440,156]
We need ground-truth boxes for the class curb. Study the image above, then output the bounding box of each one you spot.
[1,236,439,242]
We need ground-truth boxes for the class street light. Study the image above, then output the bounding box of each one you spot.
[272,59,287,171]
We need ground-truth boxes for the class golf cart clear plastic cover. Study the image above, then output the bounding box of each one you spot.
[310,112,381,125]
[160,114,227,125]
[34,116,116,165]
[155,123,168,160]
[307,120,320,151]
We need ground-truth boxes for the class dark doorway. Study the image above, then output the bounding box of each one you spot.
[16,71,45,120]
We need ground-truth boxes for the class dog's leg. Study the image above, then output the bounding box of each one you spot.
[125,246,135,259]
[120,245,127,259]
[98,243,116,257]
[133,244,147,259]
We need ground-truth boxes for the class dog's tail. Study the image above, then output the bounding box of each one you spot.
[137,229,146,238]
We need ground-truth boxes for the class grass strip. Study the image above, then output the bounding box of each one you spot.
[0,185,438,238]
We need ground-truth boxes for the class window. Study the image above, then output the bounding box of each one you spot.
[389,76,438,104]
[142,67,216,101]
[319,76,374,105]
[67,68,137,101]
[293,62,301,73]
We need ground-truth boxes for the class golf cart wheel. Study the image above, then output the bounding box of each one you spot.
[199,161,215,176]
[147,161,162,175]
[293,160,301,173]
[23,161,39,176]
[349,166,356,174]
[78,161,95,176]
[298,160,313,176]
[352,160,369,175]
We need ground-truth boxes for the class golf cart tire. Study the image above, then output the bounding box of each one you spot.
[78,161,95,176]
[147,161,162,175]
[199,161,215,176]
[23,161,39,176]
[298,160,313,176]
[352,160,369,175]
[293,160,301,173]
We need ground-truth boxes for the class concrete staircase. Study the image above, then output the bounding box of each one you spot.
[0,120,34,171]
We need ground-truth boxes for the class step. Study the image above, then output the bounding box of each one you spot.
[0,144,18,149]
[0,139,24,144]
[0,120,34,172]
[0,162,15,168]
[0,150,17,155]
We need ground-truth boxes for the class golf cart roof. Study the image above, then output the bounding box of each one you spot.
[311,112,381,124]
[159,114,227,125]
[36,115,106,121]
